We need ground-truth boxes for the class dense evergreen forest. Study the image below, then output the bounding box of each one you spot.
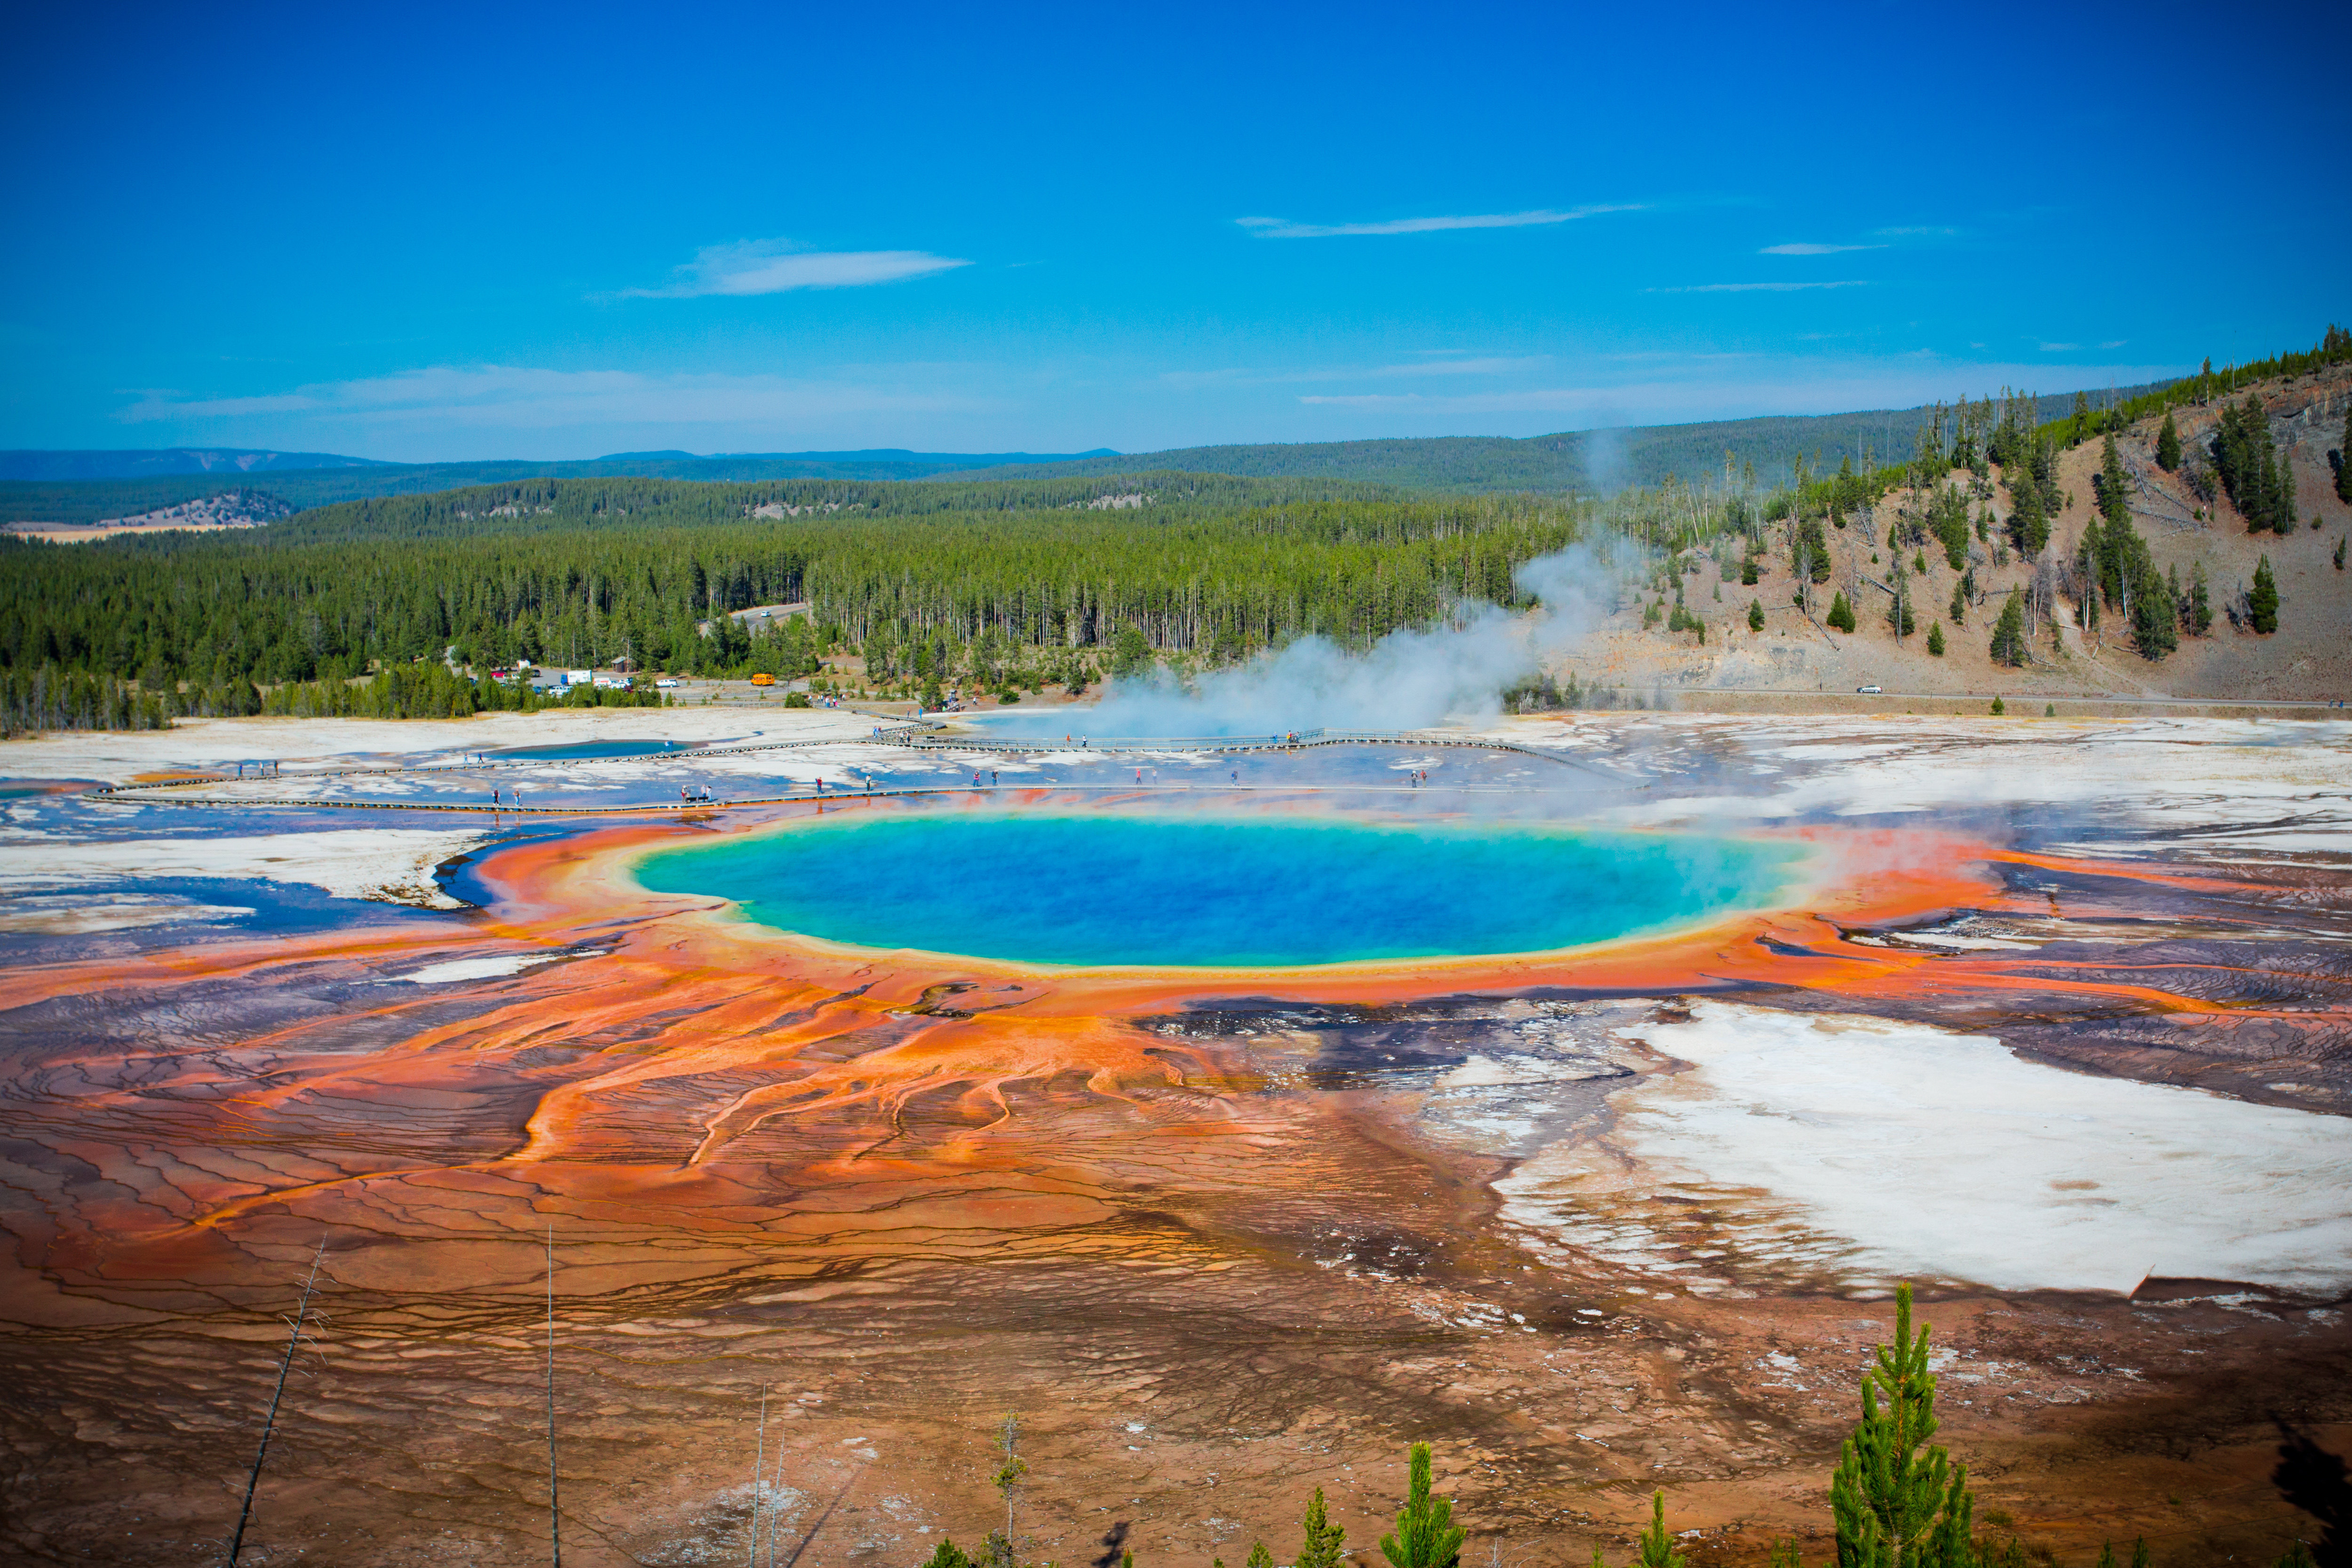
[0,477,1588,726]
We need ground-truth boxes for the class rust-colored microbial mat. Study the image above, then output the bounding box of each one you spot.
[2,768,2347,1567]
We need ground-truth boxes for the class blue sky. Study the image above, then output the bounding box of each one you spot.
[5,0,2344,461]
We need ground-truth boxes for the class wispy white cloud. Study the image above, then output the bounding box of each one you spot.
[2099,340,2128,348]
[1873,225,1959,238]
[1374,355,1549,377]
[117,364,981,431]
[2037,341,2081,352]
[620,238,969,298]
[1157,354,1549,391]
[1759,242,1884,255]
[1234,205,1639,239]
[1650,280,1871,293]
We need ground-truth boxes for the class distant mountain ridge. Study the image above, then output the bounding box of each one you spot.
[943,385,2177,493]
[0,448,1126,525]
[0,381,2177,525]
[0,448,394,481]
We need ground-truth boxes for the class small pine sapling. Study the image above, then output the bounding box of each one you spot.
[1830,1283,1975,1566]
[1748,599,1765,632]
[2130,1537,2150,1568]
[2157,410,2182,472]
[1827,591,1856,633]
[1926,621,1945,656]
[1295,1486,1347,1568]
[1991,696,2006,715]
[925,1544,974,1568]
[1247,1543,1275,1568]
[1634,1491,1681,1568]
[1379,1444,1464,1568]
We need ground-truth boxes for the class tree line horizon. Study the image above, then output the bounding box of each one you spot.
[1,327,2343,733]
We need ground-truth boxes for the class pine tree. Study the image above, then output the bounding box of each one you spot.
[1296,1487,1347,1568]
[1742,554,1760,585]
[1248,1543,1276,1568]
[2130,1537,2150,1568]
[1830,1283,1976,1568]
[2132,562,2177,660]
[1990,695,2006,715]
[2249,555,2279,633]
[1828,591,1856,633]
[1635,1492,1682,1568]
[1947,583,1965,626]
[2156,411,2181,472]
[2335,537,2346,571]
[1748,599,1765,632]
[2338,405,2352,503]
[2270,434,2296,536]
[1379,1444,1464,1568]
[1989,589,2027,666]
[2096,1544,2117,1568]
[926,1543,975,1568]
[2005,469,2047,556]
[1926,621,1945,656]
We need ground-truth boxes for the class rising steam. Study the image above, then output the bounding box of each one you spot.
[1013,541,1625,736]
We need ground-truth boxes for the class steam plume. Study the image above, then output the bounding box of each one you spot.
[1008,542,1624,736]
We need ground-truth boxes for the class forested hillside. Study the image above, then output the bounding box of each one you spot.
[0,480,1583,714]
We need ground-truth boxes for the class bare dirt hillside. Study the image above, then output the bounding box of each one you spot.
[1550,367,2352,706]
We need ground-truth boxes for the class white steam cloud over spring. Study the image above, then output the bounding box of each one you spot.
[998,542,1623,736]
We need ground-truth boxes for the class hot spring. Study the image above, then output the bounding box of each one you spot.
[631,812,1806,967]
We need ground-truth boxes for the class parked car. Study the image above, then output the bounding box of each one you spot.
[1857,685,1883,694]
[655,678,679,689]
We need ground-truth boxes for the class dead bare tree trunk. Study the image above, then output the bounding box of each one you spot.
[547,1227,562,1568]
[226,1240,327,1568]
[750,1386,767,1568]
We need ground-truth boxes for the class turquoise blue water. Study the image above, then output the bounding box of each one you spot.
[488,739,702,760]
[633,813,1801,968]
